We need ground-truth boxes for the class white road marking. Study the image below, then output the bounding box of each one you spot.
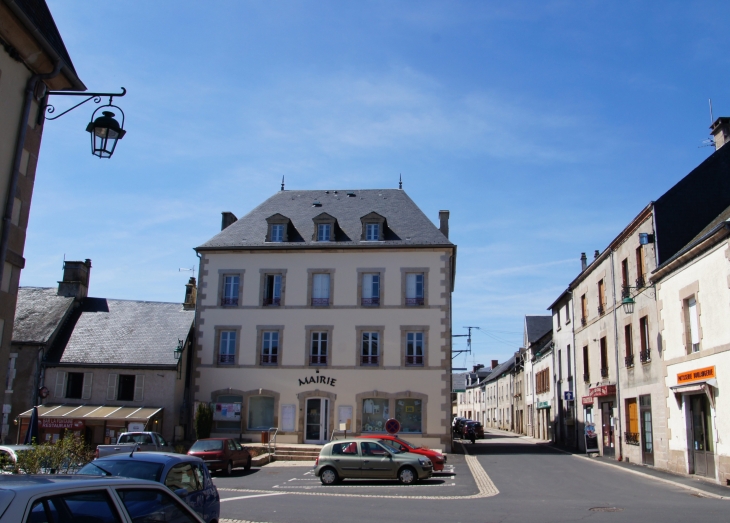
[221,492,288,502]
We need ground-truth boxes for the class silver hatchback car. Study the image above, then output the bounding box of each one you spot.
[314,438,433,485]
[0,475,204,522]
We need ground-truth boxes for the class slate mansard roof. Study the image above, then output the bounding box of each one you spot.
[197,189,453,250]
[13,287,74,344]
[524,316,552,345]
[44,297,194,367]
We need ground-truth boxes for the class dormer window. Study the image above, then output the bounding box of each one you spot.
[312,212,337,242]
[318,224,331,242]
[360,212,386,241]
[271,224,284,242]
[266,214,291,242]
[365,223,379,241]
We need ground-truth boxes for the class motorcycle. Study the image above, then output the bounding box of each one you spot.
[464,426,476,444]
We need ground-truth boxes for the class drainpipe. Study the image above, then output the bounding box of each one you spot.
[0,61,62,288]
[610,250,623,461]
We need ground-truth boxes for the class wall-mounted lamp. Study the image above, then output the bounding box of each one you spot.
[45,87,128,159]
[621,296,636,314]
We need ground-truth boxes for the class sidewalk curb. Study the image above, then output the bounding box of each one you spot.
[549,446,729,501]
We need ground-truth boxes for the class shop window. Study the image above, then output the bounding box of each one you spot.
[248,396,275,430]
[215,394,242,431]
[362,398,389,432]
[395,399,422,433]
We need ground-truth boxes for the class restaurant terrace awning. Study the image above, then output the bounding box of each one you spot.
[19,404,163,422]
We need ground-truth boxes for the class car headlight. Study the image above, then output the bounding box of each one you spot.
[418,458,432,466]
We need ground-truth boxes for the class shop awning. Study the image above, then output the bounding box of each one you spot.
[19,404,163,421]
[669,379,717,407]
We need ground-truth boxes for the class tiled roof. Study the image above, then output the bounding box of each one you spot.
[45,298,194,366]
[197,189,452,250]
[484,356,516,384]
[13,287,74,344]
[525,316,552,344]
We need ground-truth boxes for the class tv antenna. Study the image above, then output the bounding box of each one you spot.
[452,326,479,360]
[179,266,195,276]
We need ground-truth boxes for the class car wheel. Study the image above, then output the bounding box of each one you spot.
[319,467,339,485]
[225,461,233,476]
[398,466,417,485]
[244,456,252,471]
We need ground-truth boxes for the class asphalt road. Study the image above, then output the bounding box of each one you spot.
[214,431,729,523]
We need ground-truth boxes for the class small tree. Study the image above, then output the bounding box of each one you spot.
[194,403,213,440]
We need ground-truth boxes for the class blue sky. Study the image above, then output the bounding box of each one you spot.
[22,1,730,365]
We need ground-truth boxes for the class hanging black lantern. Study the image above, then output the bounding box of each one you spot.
[86,105,126,158]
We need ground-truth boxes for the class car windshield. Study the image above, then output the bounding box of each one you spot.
[189,440,224,451]
[396,437,420,449]
[118,433,154,445]
[77,460,164,482]
[377,440,405,454]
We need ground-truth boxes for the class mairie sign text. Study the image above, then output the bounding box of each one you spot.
[298,375,336,387]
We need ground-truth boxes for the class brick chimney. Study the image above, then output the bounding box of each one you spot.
[491,359,499,369]
[711,117,730,151]
[57,259,91,300]
[472,364,485,373]
[183,277,197,310]
[439,210,449,239]
[580,253,587,272]
[221,212,237,231]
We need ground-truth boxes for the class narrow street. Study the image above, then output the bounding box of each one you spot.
[217,430,728,523]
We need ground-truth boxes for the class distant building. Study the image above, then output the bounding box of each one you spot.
[522,316,552,438]
[13,261,194,444]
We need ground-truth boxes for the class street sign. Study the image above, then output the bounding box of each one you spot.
[564,391,574,401]
[385,418,401,434]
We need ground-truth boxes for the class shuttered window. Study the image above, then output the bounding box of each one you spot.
[55,371,67,398]
[688,297,700,352]
[134,375,145,402]
[107,374,118,400]
[82,373,93,400]
[626,398,639,434]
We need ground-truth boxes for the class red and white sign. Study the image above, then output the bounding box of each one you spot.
[582,396,594,406]
[39,418,85,430]
[589,385,616,397]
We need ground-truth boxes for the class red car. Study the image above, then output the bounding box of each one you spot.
[187,438,252,475]
[359,434,446,471]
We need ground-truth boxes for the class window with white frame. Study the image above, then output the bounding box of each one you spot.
[311,273,330,306]
[219,331,236,365]
[406,332,424,366]
[222,275,239,306]
[317,223,331,242]
[362,273,380,306]
[405,273,424,306]
[263,274,282,306]
[54,371,93,400]
[310,332,328,365]
[261,331,279,365]
[270,224,284,242]
[365,223,379,241]
[361,332,379,365]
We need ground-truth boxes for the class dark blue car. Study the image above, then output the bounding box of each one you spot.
[78,451,220,523]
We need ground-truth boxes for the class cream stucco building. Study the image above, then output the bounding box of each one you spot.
[653,207,730,484]
[194,188,455,451]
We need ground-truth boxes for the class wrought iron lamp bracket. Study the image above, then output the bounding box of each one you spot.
[44,87,126,121]
[622,283,656,301]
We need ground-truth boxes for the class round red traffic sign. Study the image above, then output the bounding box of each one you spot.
[385,418,401,434]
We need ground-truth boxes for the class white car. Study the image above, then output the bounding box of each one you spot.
[0,475,205,522]
[0,445,32,473]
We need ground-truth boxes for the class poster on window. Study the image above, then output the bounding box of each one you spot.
[281,404,296,432]
[213,402,241,421]
[585,422,599,453]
